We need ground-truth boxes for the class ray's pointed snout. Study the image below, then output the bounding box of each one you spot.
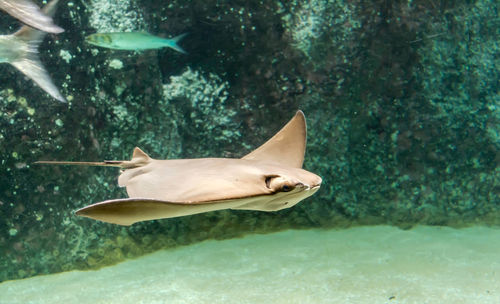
[315,177,323,187]
[309,174,322,190]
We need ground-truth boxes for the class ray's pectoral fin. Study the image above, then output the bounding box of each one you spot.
[75,198,182,226]
[75,197,245,226]
[242,110,306,168]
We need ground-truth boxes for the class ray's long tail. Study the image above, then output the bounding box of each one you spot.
[34,160,127,167]
[35,147,151,169]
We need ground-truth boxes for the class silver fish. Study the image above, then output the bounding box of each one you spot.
[0,0,63,33]
[0,0,65,102]
[86,32,187,53]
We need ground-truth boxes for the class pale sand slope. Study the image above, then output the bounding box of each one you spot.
[1,226,499,304]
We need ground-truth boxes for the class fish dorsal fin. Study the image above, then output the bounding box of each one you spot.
[104,147,151,170]
[117,147,152,187]
[131,147,151,163]
[242,110,306,168]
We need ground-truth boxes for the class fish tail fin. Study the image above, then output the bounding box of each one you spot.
[10,52,67,103]
[6,0,64,34]
[167,33,188,54]
[40,0,64,33]
[10,0,66,103]
[34,160,132,168]
[14,0,62,43]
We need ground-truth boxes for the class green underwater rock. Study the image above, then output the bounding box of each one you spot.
[86,0,146,32]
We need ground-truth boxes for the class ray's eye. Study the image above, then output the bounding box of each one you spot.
[265,175,294,192]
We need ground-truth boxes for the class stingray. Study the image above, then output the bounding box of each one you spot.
[37,111,322,226]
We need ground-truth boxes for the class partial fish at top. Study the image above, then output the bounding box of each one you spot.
[0,0,65,102]
[85,32,187,53]
[0,0,63,33]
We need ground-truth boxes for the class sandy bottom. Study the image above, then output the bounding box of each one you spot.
[1,225,499,304]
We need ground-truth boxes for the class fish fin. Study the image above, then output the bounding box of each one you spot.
[2,0,63,34]
[75,198,190,226]
[75,197,236,226]
[131,147,151,163]
[242,110,307,168]
[11,56,66,103]
[14,0,60,42]
[116,148,153,187]
[10,0,65,102]
[167,33,188,54]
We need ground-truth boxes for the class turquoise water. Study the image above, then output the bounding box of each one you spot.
[2,226,500,304]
